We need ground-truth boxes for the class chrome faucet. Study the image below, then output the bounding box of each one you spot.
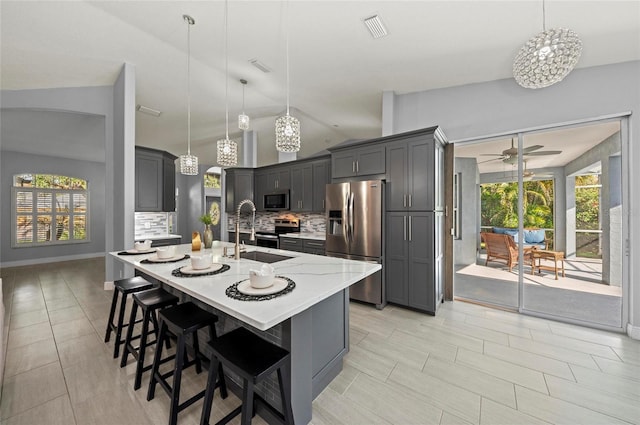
[235,199,256,259]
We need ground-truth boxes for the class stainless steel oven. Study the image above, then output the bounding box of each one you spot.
[255,218,300,249]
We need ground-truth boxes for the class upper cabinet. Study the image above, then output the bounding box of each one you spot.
[135,146,176,212]
[331,145,385,179]
[312,158,331,212]
[254,165,291,212]
[290,162,313,212]
[225,168,254,213]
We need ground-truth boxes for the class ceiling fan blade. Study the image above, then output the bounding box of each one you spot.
[478,157,503,164]
[524,150,562,156]
[522,145,543,153]
[479,153,505,156]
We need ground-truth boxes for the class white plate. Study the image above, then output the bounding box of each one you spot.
[126,248,156,254]
[179,263,224,275]
[147,254,187,262]
[237,277,288,295]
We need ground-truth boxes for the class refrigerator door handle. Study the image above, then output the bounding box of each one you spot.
[348,192,355,242]
[344,191,350,243]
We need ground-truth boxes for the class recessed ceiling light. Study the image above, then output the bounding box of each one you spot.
[363,15,388,39]
[136,104,162,117]
[248,58,272,73]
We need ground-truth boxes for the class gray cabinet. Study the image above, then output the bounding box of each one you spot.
[331,145,385,178]
[385,211,441,313]
[290,163,313,212]
[225,168,254,213]
[312,159,330,212]
[266,167,291,191]
[303,239,326,255]
[280,237,303,252]
[135,147,176,212]
[386,136,437,211]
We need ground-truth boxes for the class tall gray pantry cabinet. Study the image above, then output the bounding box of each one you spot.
[384,129,446,314]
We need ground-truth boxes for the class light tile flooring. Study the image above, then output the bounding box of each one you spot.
[1,258,639,425]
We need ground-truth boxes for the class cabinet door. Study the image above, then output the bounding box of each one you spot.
[277,168,291,191]
[407,212,435,312]
[408,139,433,211]
[135,152,162,212]
[331,151,356,178]
[356,145,385,176]
[225,170,254,213]
[254,171,267,211]
[312,159,330,212]
[303,239,325,255]
[385,212,408,305]
[162,156,176,212]
[290,164,313,212]
[385,143,408,211]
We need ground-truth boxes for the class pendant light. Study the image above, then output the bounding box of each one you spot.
[216,0,238,167]
[275,0,300,153]
[513,0,582,89]
[179,14,198,175]
[238,79,249,130]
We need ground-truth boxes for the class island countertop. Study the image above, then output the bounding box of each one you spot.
[110,243,380,331]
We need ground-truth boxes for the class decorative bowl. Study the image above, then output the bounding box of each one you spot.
[249,271,275,289]
[134,240,152,251]
[191,254,212,270]
[156,246,176,259]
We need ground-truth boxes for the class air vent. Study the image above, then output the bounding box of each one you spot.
[136,105,162,117]
[363,14,388,39]
[249,58,272,73]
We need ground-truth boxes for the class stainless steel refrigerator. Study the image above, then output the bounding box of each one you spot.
[325,180,385,308]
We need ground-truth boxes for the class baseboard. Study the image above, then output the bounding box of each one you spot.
[1,252,105,269]
[104,281,115,291]
[627,323,640,340]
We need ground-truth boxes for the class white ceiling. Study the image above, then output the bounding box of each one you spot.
[1,1,639,166]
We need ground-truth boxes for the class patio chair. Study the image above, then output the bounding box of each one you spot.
[481,231,532,272]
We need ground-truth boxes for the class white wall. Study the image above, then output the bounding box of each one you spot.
[385,61,639,337]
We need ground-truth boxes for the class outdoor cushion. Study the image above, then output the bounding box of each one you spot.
[524,229,545,244]
[503,229,519,242]
[492,227,509,234]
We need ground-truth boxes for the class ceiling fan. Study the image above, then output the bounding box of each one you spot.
[479,138,562,164]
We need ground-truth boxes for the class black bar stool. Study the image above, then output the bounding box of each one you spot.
[104,276,154,358]
[147,302,228,425]
[120,287,179,390]
[200,327,294,425]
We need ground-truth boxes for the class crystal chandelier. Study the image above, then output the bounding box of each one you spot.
[216,0,238,167]
[238,79,249,131]
[513,0,582,89]
[179,14,198,175]
[275,1,300,153]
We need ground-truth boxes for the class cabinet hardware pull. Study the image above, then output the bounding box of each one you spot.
[403,194,406,207]
[409,215,412,241]
[356,161,359,173]
[352,161,355,173]
[409,194,412,207]
[403,216,407,241]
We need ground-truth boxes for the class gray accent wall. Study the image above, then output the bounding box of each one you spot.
[385,61,639,335]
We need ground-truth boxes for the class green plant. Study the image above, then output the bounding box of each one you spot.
[199,214,212,225]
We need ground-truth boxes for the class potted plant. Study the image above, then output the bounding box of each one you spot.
[199,214,214,249]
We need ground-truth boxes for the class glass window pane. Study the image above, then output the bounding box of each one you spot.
[14,174,34,187]
[73,215,87,240]
[55,216,69,240]
[37,192,52,213]
[73,193,87,213]
[16,215,33,243]
[56,193,70,213]
[37,215,52,242]
[16,191,33,214]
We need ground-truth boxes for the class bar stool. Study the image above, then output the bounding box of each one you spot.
[200,327,294,425]
[120,287,179,390]
[147,302,228,425]
[104,276,154,358]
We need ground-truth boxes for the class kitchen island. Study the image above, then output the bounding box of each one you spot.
[111,243,380,424]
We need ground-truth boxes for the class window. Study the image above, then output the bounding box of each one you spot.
[204,172,221,189]
[575,173,602,258]
[12,174,89,247]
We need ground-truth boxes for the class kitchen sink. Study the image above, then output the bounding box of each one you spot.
[239,251,293,264]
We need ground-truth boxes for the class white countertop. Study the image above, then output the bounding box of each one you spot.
[135,234,182,241]
[280,232,326,241]
[110,243,379,331]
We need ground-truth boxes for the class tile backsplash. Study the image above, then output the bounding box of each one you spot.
[228,212,326,233]
[135,212,169,238]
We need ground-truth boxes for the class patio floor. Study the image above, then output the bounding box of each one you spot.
[454,255,622,328]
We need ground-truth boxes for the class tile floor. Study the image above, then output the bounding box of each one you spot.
[1,258,639,425]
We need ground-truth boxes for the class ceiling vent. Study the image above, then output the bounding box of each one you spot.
[249,58,272,73]
[363,14,388,39]
[136,104,161,117]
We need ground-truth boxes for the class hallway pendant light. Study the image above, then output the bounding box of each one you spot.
[275,0,300,153]
[513,0,582,89]
[216,0,238,167]
[179,14,199,175]
[238,79,250,130]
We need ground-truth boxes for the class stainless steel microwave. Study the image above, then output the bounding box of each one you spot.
[264,191,290,210]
